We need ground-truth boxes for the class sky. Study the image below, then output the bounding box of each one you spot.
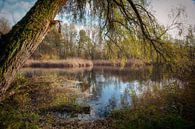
[0,0,195,38]
[149,0,195,38]
[149,0,195,25]
[0,0,36,25]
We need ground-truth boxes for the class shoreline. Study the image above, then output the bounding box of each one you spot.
[23,59,93,68]
[24,59,150,68]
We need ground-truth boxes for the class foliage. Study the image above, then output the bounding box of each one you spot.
[0,72,88,129]
[23,0,194,73]
[32,25,103,60]
[32,23,194,76]
[0,97,41,129]
[110,81,195,129]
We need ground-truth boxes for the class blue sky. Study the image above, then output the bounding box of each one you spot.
[0,0,195,38]
[0,0,36,25]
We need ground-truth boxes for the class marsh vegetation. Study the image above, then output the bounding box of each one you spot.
[0,65,194,129]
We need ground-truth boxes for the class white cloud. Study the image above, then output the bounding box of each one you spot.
[0,0,36,26]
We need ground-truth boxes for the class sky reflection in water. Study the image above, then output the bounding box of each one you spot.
[21,67,181,120]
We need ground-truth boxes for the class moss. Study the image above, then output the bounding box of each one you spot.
[0,0,65,93]
[0,0,64,65]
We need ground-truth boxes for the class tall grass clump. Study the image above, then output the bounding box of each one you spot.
[110,81,195,129]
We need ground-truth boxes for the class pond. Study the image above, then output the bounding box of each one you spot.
[17,66,183,121]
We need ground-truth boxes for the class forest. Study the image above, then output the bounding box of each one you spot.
[0,0,194,129]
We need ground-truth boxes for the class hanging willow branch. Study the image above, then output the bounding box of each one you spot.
[60,0,171,61]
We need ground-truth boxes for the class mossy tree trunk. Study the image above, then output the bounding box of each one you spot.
[0,0,66,100]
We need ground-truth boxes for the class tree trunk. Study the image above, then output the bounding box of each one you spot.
[0,0,66,100]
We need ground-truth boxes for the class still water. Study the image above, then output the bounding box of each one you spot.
[19,66,181,121]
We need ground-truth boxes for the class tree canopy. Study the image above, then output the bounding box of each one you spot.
[0,0,194,99]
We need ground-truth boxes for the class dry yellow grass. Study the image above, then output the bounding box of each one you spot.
[93,59,150,68]
[24,58,93,68]
[24,58,150,68]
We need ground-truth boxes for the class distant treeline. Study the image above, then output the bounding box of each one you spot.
[1,18,194,71]
[30,24,194,72]
[31,24,106,60]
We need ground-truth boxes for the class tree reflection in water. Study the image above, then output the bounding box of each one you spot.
[17,66,183,120]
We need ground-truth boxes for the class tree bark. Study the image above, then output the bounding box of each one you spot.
[0,0,66,100]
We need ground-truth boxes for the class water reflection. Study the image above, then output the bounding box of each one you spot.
[83,75,132,117]
[19,66,181,120]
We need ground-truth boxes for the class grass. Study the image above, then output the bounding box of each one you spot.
[0,94,41,129]
[110,80,195,129]
[24,58,93,68]
[21,67,93,74]
[1,64,194,129]
[24,58,150,68]
[93,59,150,68]
[0,73,85,129]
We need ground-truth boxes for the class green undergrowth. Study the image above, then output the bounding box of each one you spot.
[110,81,195,129]
[0,75,53,129]
[0,73,88,129]
[0,97,41,129]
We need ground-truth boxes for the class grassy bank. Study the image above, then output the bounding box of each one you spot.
[93,59,150,68]
[1,66,194,129]
[24,58,150,68]
[109,79,195,129]
[24,58,93,68]
[0,73,90,129]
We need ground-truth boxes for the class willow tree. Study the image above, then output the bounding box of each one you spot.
[0,0,166,99]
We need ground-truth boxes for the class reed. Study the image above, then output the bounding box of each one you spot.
[24,58,93,68]
[93,59,150,68]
